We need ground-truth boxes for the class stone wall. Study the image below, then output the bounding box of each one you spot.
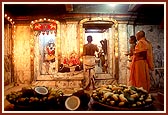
[135,25,164,68]
[4,24,13,85]
[118,23,128,84]
[13,24,32,84]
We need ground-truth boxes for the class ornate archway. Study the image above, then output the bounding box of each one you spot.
[78,17,119,80]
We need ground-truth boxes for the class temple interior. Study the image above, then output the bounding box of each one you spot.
[3,3,165,112]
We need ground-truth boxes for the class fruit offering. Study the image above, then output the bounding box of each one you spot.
[6,86,63,106]
[92,84,154,108]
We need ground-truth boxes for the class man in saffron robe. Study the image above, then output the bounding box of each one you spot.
[129,31,154,92]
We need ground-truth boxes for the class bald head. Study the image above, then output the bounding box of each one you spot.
[136,30,145,40]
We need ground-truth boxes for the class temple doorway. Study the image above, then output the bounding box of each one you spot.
[79,18,119,86]
[84,31,110,74]
[78,17,119,80]
[83,21,113,74]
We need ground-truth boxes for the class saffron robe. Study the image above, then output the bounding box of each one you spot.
[129,37,154,92]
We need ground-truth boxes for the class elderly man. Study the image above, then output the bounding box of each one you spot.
[129,31,154,92]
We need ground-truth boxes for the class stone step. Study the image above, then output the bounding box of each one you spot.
[95,73,114,80]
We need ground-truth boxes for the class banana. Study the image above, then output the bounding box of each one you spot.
[118,101,125,106]
[119,94,128,102]
[112,94,119,101]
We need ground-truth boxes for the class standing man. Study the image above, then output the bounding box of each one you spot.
[125,35,137,85]
[83,35,99,90]
[129,31,154,92]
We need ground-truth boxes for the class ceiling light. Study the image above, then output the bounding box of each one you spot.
[109,4,116,7]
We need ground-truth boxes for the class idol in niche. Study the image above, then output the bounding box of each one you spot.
[45,42,55,62]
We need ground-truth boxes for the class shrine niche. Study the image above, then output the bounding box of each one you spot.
[30,19,83,84]
[30,19,61,80]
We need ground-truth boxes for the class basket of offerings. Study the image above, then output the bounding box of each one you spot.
[6,86,64,110]
[91,84,154,111]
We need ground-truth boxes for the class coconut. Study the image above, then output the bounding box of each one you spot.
[73,89,90,108]
[34,86,48,96]
[65,96,80,111]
